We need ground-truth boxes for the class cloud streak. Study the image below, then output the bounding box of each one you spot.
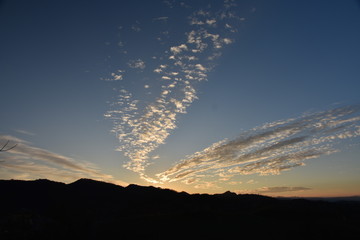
[157,105,360,183]
[0,135,127,186]
[237,186,312,195]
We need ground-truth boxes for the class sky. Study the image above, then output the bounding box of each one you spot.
[1,0,360,197]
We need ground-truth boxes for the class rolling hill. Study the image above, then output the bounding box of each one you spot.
[0,178,359,239]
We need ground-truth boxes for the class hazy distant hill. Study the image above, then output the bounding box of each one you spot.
[0,179,359,239]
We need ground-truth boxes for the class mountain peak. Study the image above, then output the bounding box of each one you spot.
[223,190,237,196]
[70,178,99,184]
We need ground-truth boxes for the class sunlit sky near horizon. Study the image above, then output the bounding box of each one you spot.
[1,0,360,197]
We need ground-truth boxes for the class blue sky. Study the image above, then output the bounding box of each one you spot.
[1,0,360,196]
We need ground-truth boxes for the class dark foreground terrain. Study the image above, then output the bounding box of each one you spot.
[1,179,359,239]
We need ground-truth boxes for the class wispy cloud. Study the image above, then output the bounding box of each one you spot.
[194,181,220,190]
[153,16,169,22]
[237,186,312,195]
[0,135,127,186]
[131,21,141,32]
[14,129,35,136]
[157,106,360,183]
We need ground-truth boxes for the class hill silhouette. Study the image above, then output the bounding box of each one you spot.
[0,179,359,239]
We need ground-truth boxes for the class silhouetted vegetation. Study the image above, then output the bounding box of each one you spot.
[0,140,17,152]
[0,179,359,239]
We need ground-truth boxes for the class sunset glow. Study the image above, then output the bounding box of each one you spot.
[1,0,360,197]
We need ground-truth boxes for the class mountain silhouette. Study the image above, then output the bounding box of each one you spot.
[0,179,359,239]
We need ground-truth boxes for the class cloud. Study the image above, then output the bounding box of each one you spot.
[246,179,257,184]
[128,59,145,69]
[182,177,199,185]
[190,19,205,26]
[153,16,169,21]
[104,1,242,182]
[237,186,312,195]
[189,10,217,27]
[163,0,175,9]
[131,21,141,32]
[111,73,123,81]
[222,38,233,44]
[14,129,35,136]
[228,181,242,185]
[194,181,220,189]
[170,44,188,55]
[259,186,312,193]
[0,135,127,186]
[206,19,216,26]
[195,64,207,71]
[101,70,125,81]
[157,105,360,183]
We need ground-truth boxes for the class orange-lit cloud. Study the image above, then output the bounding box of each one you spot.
[0,135,127,186]
[237,186,312,195]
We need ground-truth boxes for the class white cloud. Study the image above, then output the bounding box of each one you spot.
[128,59,146,69]
[101,70,125,81]
[190,19,204,25]
[206,19,216,26]
[157,106,360,183]
[196,10,210,16]
[153,16,169,21]
[223,38,233,44]
[170,98,186,113]
[195,64,207,71]
[111,73,123,81]
[162,76,171,80]
[170,44,188,55]
[104,0,243,182]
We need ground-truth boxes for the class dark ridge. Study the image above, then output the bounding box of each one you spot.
[125,183,183,197]
[68,178,125,193]
[69,178,122,187]
[0,178,359,239]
